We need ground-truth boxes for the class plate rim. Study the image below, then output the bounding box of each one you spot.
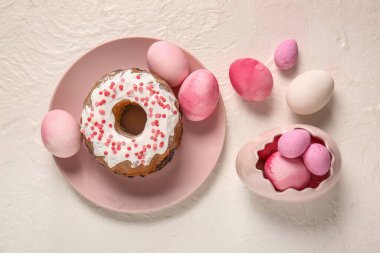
[50,36,226,214]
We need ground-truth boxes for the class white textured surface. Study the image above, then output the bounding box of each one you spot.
[1,0,380,252]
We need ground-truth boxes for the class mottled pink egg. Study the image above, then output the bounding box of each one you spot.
[229,58,273,101]
[178,69,219,121]
[147,41,190,87]
[274,39,298,70]
[278,128,311,158]
[264,152,311,191]
[41,110,82,158]
[303,143,331,176]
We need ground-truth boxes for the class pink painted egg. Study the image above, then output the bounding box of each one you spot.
[41,110,82,158]
[178,69,219,121]
[229,58,273,101]
[303,143,331,176]
[147,40,190,87]
[274,39,298,70]
[278,128,311,158]
[264,151,311,191]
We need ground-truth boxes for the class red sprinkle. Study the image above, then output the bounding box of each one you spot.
[111,94,116,99]
[99,109,105,115]
[101,119,106,124]
[87,117,91,122]
[144,102,148,106]
[159,142,164,148]
[104,151,108,155]
[162,114,166,118]
[127,147,131,151]
[125,154,129,158]
[119,85,123,90]
[136,75,140,79]
[108,123,113,128]
[99,91,103,95]
[139,82,144,86]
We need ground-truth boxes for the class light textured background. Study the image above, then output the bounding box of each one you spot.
[1,0,380,252]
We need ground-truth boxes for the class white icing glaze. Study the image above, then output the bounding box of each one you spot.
[80,69,180,168]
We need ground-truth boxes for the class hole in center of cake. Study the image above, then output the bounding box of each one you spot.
[120,104,147,136]
[112,100,147,137]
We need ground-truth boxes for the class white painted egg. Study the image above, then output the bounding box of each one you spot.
[286,70,334,115]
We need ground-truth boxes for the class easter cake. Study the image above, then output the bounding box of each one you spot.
[80,68,183,177]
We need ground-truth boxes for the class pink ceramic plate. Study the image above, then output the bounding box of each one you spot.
[50,37,225,213]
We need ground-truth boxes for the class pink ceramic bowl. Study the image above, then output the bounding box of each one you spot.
[236,124,341,202]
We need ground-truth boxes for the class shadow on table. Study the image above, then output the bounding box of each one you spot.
[248,178,344,228]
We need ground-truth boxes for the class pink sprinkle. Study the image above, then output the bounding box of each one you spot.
[139,82,143,86]
[139,87,143,92]
[99,109,105,115]
[134,143,138,148]
[90,126,95,130]
[104,90,110,96]
[121,78,125,82]
[132,139,136,142]
[159,142,164,148]
[162,114,166,118]
[101,119,106,124]
[80,129,85,133]
[147,144,151,149]
[127,147,131,151]
[153,144,157,150]
[99,91,103,95]
[122,141,126,145]
[111,146,115,151]
[105,142,109,146]
[136,75,140,79]
[152,129,155,133]
[149,113,153,118]
[135,96,138,101]
[104,151,108,155]
[111,94,116,99]
[144,102,148,106]
[113,150,117,155]
[155,114,161,118]
[119,85,123,90]
[109,134,113,139]
[125,154,129,158]
[174,110,178,115]
[117,146,121,151]
[112,142,116,146]
[108,124,113,128]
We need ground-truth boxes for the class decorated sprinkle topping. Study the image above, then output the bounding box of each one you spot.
[80,69,180,168]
